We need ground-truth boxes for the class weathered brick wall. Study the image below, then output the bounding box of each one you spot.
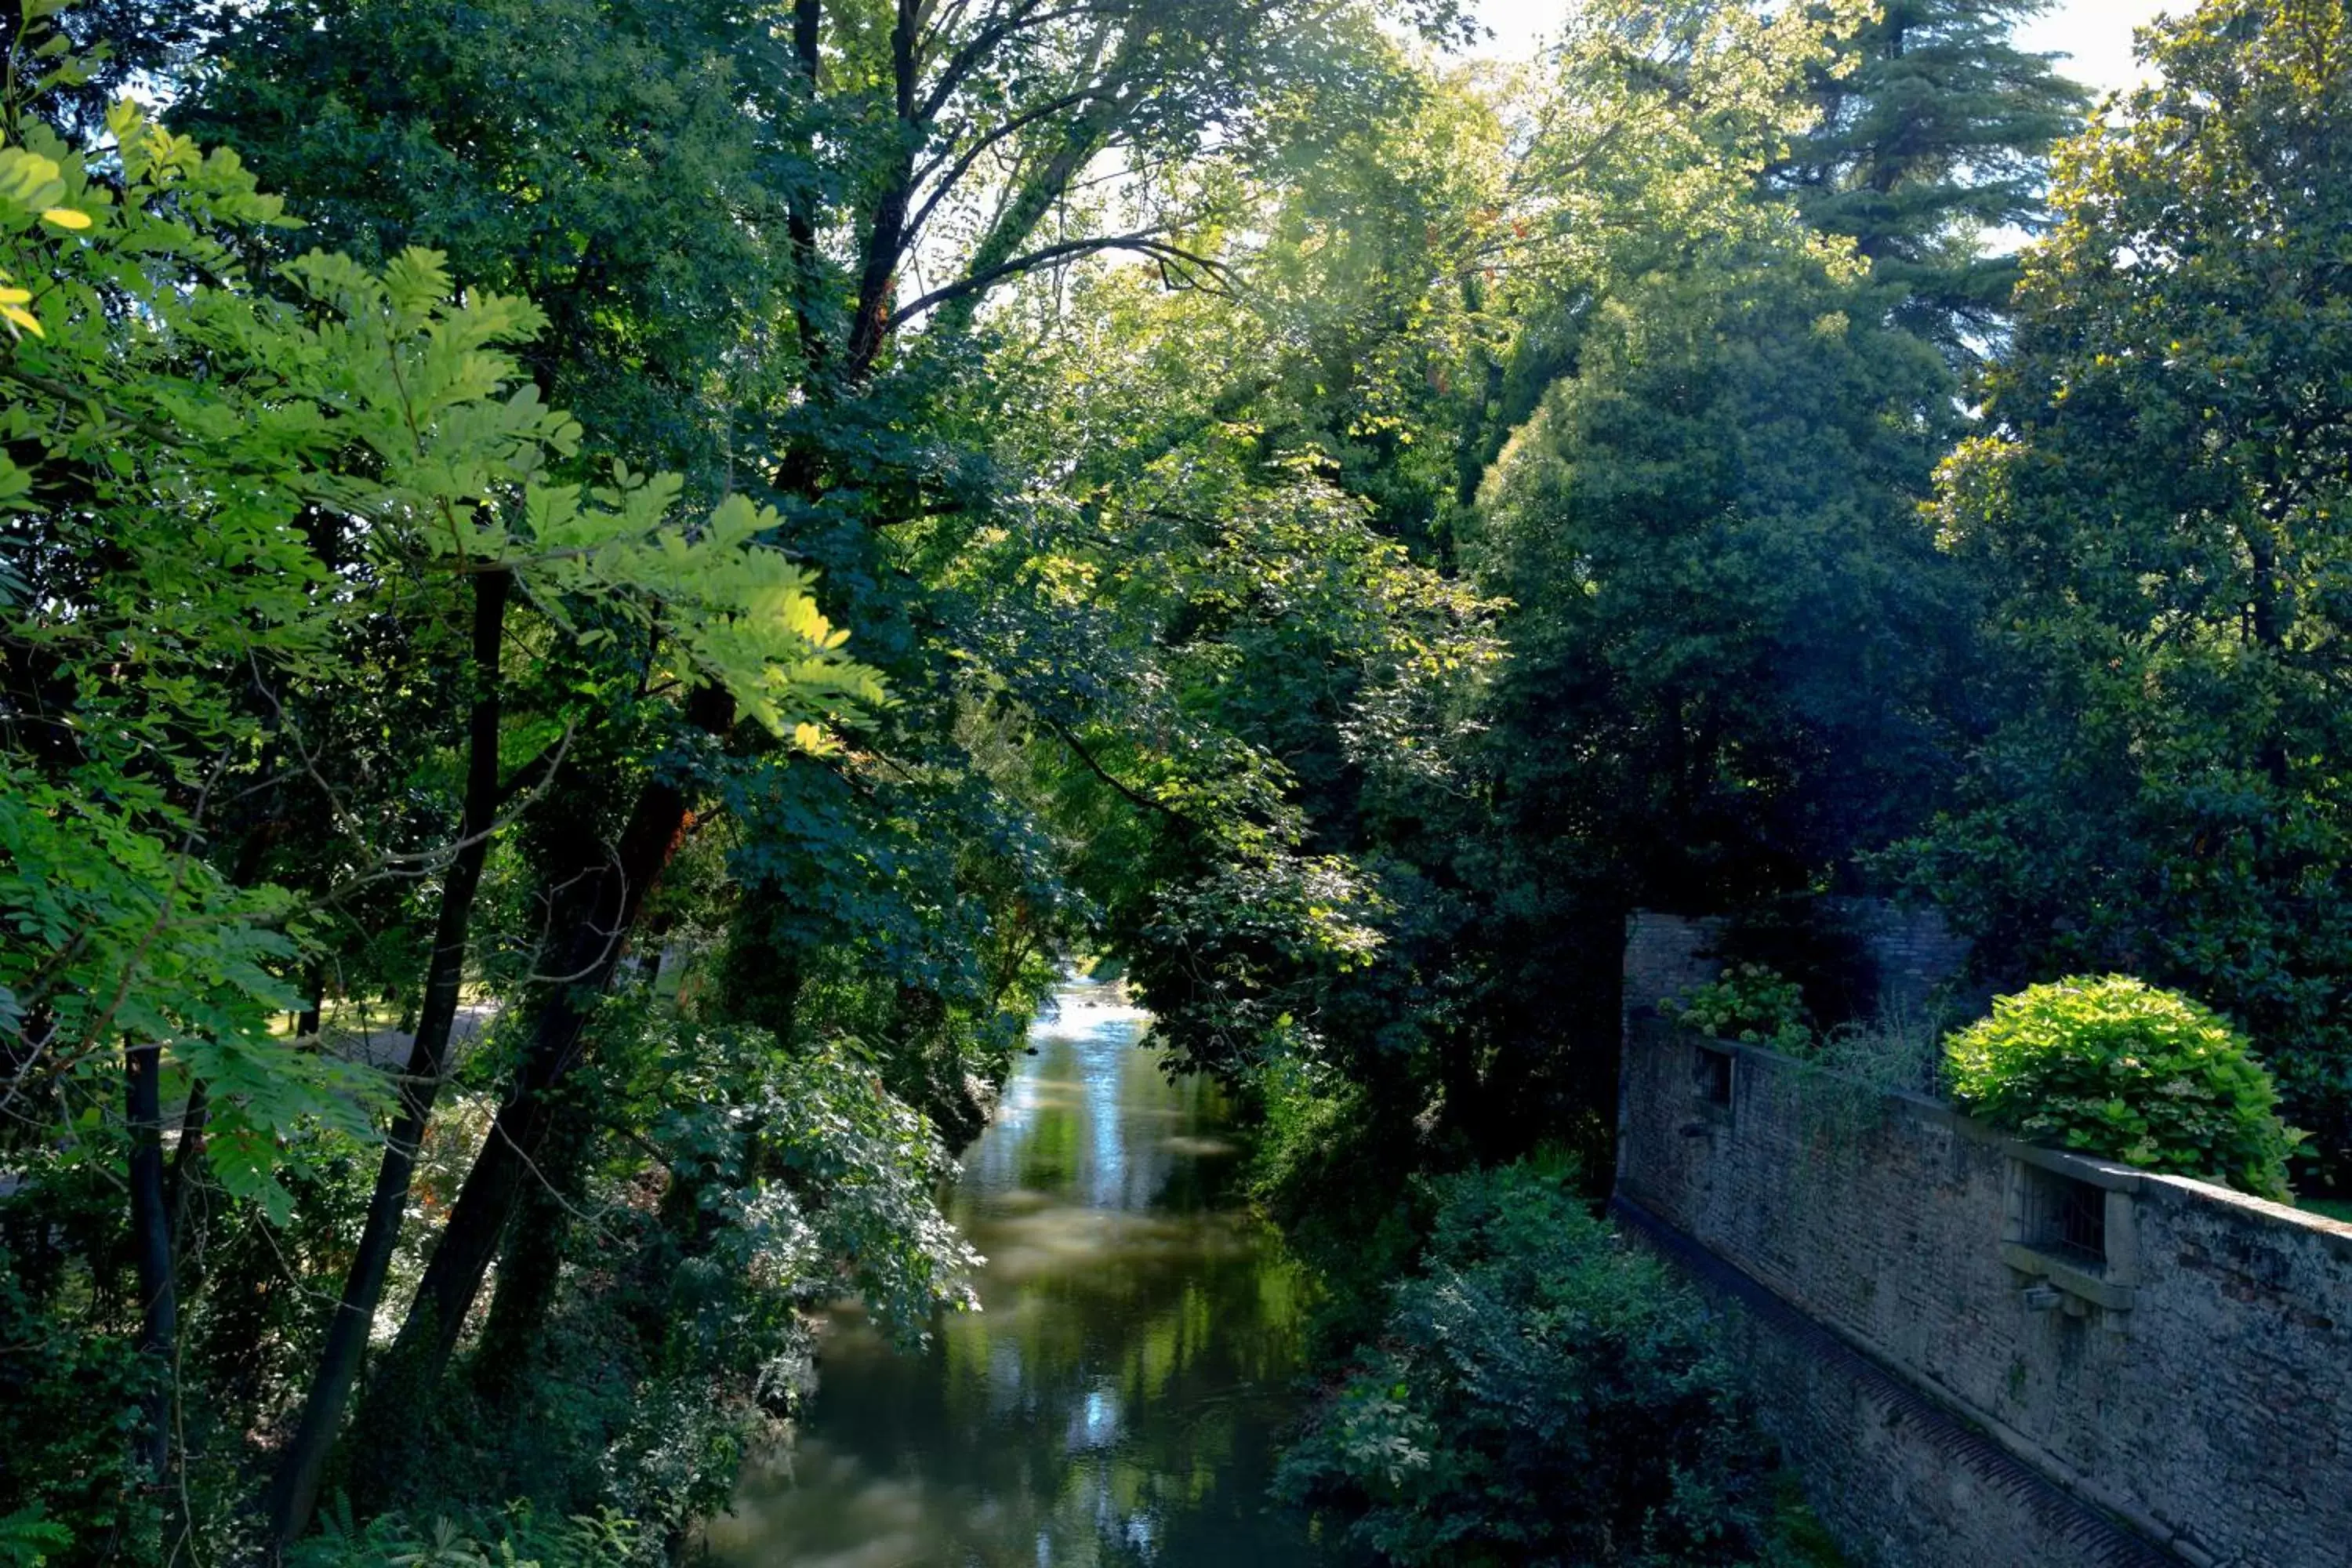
[1821,896,1976,1023]
[1617,1196,2172,1568]
[1620,912,1730,1025]
[1618,900,1976,1032]
[1617,994,2352,1568]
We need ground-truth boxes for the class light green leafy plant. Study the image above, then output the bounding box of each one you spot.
[1665,963,1815,1053]
[1944,976,2303,1200]
[288,1501,638,1568]
[0,1505,71,1568]
[0,83,884,1214]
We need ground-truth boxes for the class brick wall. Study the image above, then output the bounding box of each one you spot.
[1823,896,1976,1023]
[1617,899,1974,1033]
[1619,911,1732,1025]
[1617,949,2352,1568]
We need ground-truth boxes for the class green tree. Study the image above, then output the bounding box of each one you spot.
[1908,0,2352,1184]
[176,0,811,491]
[1772,0,2088,352]
[171,0,1501,1543]
[1461,253,1964,1141]
[1475,258,1962,903]
[0,9,882,1542]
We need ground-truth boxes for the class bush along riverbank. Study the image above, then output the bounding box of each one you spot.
[1271,1153,1844,1567]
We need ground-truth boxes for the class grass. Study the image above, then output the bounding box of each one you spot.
[2297,1196,2352,1225]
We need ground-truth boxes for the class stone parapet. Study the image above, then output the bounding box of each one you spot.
[1617,1000,2352,1568]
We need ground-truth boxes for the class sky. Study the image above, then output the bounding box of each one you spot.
[1468,1,2181,96]
[2013,0,2178,94]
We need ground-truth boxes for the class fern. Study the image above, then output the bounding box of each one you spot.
[0,1507,71,1568]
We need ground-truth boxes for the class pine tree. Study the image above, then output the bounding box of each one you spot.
[1773,0,2088,352]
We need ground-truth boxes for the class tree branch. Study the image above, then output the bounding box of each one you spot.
[1043,715,1191,828]
[906,85,1120,246]
[898,231,1234,326]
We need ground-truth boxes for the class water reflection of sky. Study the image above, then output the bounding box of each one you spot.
[706,979,1332,1568]
[970,982,1161,1214]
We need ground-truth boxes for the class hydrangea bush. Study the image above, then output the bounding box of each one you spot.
[1664,963,1815,1053]
[1944,976,2302,1200]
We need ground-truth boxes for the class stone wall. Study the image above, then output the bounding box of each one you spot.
[1617,914,2352,1568]
[1617,898,1973,1032]
[1618,911,1730,1024]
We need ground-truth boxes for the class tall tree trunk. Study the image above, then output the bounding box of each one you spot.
[351,684,735,1497]
[125,1040,176,1483]
[263,568,513,1548]
[469,1094,597,1398]
[840,1,920,381]
[783,0,829,373]
[295,960,325,1045]
[165,1080,210,1299]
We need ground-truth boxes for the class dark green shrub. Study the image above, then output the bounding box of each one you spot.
[0,1213,162,1566]
[288,1501,639,1568]
[1944,976,2303,1200]
[1276,1158,1824,1566]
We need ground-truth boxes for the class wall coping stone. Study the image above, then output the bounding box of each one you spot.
[1695,1030,2352,1259]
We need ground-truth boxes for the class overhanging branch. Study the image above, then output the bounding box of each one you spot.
[898,231,1235,326]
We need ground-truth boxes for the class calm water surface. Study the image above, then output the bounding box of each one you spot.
[707,978,1334,1568]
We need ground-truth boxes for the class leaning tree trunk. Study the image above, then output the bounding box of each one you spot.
[165,1080,210,1302]
[294,961,325,1045]
[468,1092,598,1397]
[124,1040,176,1483]
[263,568,513,1548]
[349,683,733,1503]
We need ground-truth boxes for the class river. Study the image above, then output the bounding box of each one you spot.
[706,976,1337,1568]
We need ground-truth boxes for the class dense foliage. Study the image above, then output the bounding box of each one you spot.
[1946,977,2301,1200]
[7,0,2352,1561]
[1277,1159,1824,1566]
[1900,0,2352,1184]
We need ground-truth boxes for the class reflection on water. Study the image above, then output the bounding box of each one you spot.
[706,978,1334,1568]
